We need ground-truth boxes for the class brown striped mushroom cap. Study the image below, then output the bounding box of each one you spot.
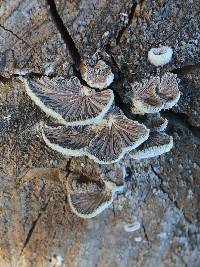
[130,76,163,114]
[80,60,114,89]
[42,108,149,164]
[86,108,149,164]
[21,76,114,126]
[130,132,173,160]
[129,72,180,114]
[66,173,124,218]
[158,72,180,109]
[144,113,168,132]
[42,125,94,157]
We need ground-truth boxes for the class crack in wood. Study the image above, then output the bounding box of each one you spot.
[116,2,137,45]
[0,24,41,61]
[0,24,33,50]
[172,63,200,75]
[46,0,81,67]
[0,71,58,83]
[20,197,50,256]
[142,224,149,242]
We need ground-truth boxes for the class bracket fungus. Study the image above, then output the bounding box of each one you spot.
[80,60,114,89]
[21,76,114,126]
[42,108,149,164]
[130,76,163,114]
[42,125,93,157]
[129,72,180,114]
[144,113,168,132]
[158,72,180,109]
[130,132,173,160]
[148,46,173,66]
[66,173,124,218]
[17,46,181,219]
[86,109,149,164]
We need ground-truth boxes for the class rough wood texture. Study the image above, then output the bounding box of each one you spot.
[0,0,73,77]
[0,0,200,266]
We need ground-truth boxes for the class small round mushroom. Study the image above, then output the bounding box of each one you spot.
[66,173,124,218]
[148,46,173,66]
[130,132,173,160]
[158,72,180,109]
[80,60,114,89]
[42,108,149,164]
[130,77,163,114]
[21,76,114,126]
[144,113,168,132]
[124,221,141,232]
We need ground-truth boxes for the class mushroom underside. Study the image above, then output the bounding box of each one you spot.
[130,132,173,159]
[42,113,150,164]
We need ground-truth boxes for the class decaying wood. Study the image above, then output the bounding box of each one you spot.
[0,0,73,77]
[0,0,200,266]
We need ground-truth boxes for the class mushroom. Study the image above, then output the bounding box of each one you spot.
[130,76,163,114]
[86,108,149,164]
[129,72,180,114]
[42,124,94,157]
[130,132,173,160]
[21,76,114,126]
[66,173,124,218]
[158,72,180,109]
[80,60,114,89]
[148,46,173,66]
[42,108,149,164]
[144,113,168,132]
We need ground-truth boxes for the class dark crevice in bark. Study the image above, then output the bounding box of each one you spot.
[112,203,116,217]
[162,110,200,139]
[72,65,89,87]
[20,198,50,255]
[0,75,11,82]
[172,63,200,75]
[0,72,58,82]
[151,165,193,225]
[116,3,137,45]
[105,44,123,77]
[46,0,81,67]
[142,224,149,242]
[111,88,135,118]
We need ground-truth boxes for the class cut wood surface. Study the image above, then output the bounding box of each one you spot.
[0,0,200,266]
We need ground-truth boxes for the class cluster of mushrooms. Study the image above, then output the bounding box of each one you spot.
[20,46,180,218]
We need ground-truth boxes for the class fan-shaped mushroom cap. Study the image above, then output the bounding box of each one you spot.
[129,72,180,114]
[80,60,114,89]
[130,132,173,160]
[42,125,94,157]
[158,72,180,109]
[42,108,149,164]
[130,77,163,114]
[86,108,149,164]
[66,173,123,218]
[145,113,168,132]
[148,46,173,66]
[21,76,114,126]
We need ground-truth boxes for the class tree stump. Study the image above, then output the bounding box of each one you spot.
[0,0,200,266]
